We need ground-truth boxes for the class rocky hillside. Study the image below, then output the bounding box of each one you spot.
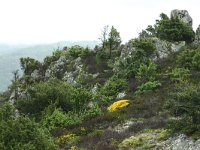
[0,9,199,150]
[0,41,97,92]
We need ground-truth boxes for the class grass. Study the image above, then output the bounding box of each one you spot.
[119,128,170,149]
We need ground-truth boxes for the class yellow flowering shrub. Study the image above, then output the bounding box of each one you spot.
[57,133,77,145]
[80,127,87,135]
[80,127,86,132]
[70,145,79,150]
[107,100,129,112]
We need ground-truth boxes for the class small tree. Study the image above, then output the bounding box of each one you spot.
[20,57,40,75]
[99,25,109,49]
[107,26,121,58]
[136,60,157,84]
[11,70,20,100]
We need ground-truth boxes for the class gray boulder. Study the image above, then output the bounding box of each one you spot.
[116,92,126,99]
[73,57,83,73]
[171,9,193,26]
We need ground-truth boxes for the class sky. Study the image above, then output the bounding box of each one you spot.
[0,0,199,44]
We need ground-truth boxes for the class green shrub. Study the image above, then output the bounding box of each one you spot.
[155,13,195,43]
[16,79,92,118]
[167,67,190,82]
[134,81,161,96]
[43,50,62,67]
[136,60,157,83]
[95,49,108,65]
[119,38,156,78]
[42,104,101,132]
[167,116,200,137]
[0,103,57,150]
[83,103,102,118]
[177,48,196,68]
[20,57,40,75]
[99,75,127,103]
[42,108,83,131]
[165,82,200,135]
[177,47,200,70]
[132,38,156,58]
[192,49,200,69]
[69,86,93,111]
[68,45,89,58]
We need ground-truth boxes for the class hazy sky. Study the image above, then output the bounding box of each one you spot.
[0,0,199,44]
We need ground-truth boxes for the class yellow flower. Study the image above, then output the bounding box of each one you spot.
[107,100,129,112]
[70,146,78,150]
[57,133,77,144]
[80,127,86,132]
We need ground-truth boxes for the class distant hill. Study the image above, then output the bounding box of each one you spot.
[0,41,97,92]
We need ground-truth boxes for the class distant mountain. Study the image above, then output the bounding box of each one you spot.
[0,41,98,92]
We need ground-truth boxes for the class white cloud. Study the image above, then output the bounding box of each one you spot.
[0,0,199,44]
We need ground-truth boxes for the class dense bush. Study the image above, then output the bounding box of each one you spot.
[167,67,190,82]
[136,60,157,84]
[0,103,57,150]
[165,82,200,135]
[95,49,108,65]
[119,38,156,78]
[67,45,89,58]
[177,47,200,70]
[43,50,62,66]
[20,57,40,75]
[192,49,200,69]
[41,108,83,131]
[99,75,127,103]
[155,13,195,43]
[42,104,101,132]
[134,81,161,96]
[132,38,156,58]
[16,79,92,118]
[177,48,196,68]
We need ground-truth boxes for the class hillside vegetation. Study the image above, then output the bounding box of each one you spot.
[0,41,97,92]
[0,10,200,150]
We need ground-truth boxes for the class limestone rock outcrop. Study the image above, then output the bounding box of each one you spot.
[171,9,193,26]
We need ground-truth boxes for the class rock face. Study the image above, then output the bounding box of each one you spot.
[62,57,84,84]
[154,38,185,59]
[45,56,69,79]
[163,134,200,150]
[113,42,136,72]
[154,38,170,58]
[171,9,193,26]
[120,46,135,63]
[63,71,76,84]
